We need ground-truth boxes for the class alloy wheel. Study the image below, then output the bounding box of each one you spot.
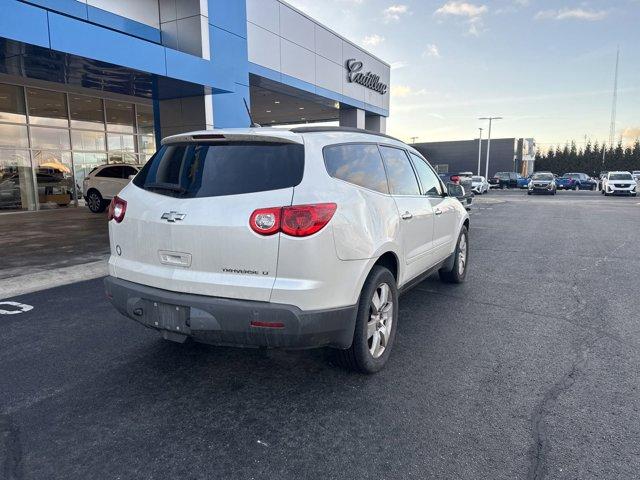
[367,283,393,359]
[458,233,468,276]
[88,193,100,211]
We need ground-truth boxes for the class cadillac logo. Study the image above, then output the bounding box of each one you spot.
[346,59,388,95]
[161,211,186,222]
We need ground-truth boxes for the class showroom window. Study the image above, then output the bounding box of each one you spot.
[0,81,156,212]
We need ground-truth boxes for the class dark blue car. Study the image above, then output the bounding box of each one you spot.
[556,173,597,191]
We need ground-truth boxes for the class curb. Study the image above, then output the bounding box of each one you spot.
[0,260,108,300]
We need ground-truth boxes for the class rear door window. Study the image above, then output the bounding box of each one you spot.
[379,146,420,196]
[97,166,122,178]
[133,142,304,198]
[323,143,389,194]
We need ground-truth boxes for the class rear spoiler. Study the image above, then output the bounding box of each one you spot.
[162,131,303,146]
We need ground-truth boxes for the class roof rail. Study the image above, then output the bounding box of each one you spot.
[289,126,403,143]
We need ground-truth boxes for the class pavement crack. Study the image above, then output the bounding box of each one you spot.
[526,336,595,480]
[0,414,24,480]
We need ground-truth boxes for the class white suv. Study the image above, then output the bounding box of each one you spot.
[83,164,140,213]
[104,127,470,373]
[601,171,637,197]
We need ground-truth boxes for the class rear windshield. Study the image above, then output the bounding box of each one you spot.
[609,173,632,180]
[133,142,304,198]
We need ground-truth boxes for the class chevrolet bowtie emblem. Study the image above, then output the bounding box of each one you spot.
[161,211,186,222]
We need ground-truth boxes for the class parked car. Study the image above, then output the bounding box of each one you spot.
[597,172,608,190]
[601,171,637,196]
[527,172,557,195]
[83,164,140,213]
[489,172,518,189]
[516,174,529,189]
[104,127,471,374]
[438,172,473,209]
[632,170,640,182]
[556,172,597,191]
[471,175,489,194]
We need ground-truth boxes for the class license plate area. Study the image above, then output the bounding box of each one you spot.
[145,301,190,334]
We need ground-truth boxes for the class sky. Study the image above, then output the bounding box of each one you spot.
[285,0,640,148]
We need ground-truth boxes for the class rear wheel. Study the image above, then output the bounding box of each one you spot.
[87,190,106,213]
[334,266,398,374]
[439,226,468,284]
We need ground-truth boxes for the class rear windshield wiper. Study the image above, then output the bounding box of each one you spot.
[144,182,187,195]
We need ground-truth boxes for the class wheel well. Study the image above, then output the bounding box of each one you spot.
[463,218,470,230]
[86,188,101,197]
[374,252,399,281]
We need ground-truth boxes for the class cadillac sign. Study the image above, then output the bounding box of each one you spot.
[346,59,388,95]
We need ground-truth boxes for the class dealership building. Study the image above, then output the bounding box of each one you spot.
[413,138,536,178]
[0,0,390,212]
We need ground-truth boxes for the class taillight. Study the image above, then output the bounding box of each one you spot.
[450,175,460,184]
[281,203,337,237]
[249,207,281,235]
[107,196,127,223]
[249,203,337,237]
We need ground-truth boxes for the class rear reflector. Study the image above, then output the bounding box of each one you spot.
[250,321,285,329]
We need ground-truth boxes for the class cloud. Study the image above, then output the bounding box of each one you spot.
[362,34,384,46]
[383,4,409,22]
[621,127,640,141]
[435,1,487,17]
[391,85,429,98]
[390,60,408,70]
[423,44,441,58]
[535,8,609,21]
[435,2,488,35]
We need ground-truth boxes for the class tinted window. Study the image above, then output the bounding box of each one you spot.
[532,173,554,180]
[96,166,122,178]
[134,142,304,198]
[323,144,388,194]
[380,146,420,196]
[122,166,138,178]
[410,153,442,196]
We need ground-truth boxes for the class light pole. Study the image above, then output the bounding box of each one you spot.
[410,136,418,144]
[477,127,483,176]
[479,117,503,180]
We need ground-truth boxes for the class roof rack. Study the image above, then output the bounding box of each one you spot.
[289,126,403,143]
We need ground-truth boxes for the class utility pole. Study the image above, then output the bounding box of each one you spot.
[477,128,483,176]
[603,46,620,164]
[410,136,418,144]
[479,117,503,179]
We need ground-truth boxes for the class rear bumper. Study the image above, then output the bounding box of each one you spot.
[104,277,357,349]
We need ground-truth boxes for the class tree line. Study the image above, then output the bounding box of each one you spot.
[534,140,640,176]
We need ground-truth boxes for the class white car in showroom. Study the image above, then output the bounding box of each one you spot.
[103,127,470,373]
[601,171,637,197]
[471,175,489,194]
[83,164,140,213]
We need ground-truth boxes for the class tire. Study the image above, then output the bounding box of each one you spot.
[87,190,106,213]
[439,226,469,284]
[574,184,579,191]
[334,266,399,374]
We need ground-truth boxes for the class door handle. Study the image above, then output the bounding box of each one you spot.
[401,211,413,220]
[434,208,443,216]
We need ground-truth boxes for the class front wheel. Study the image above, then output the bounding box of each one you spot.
[439,226,469,284]
[334,266,398,374]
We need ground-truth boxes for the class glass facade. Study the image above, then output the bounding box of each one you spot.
[0,82,155,211]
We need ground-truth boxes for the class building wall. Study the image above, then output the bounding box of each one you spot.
[246,0,390,117]
[413,139,519,177]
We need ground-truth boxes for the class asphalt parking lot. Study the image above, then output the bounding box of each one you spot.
[2,190,639,480]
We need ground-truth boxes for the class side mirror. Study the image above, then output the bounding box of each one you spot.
[447,183,464,197]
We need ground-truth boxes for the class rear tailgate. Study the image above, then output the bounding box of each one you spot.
[109,130,304,302]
